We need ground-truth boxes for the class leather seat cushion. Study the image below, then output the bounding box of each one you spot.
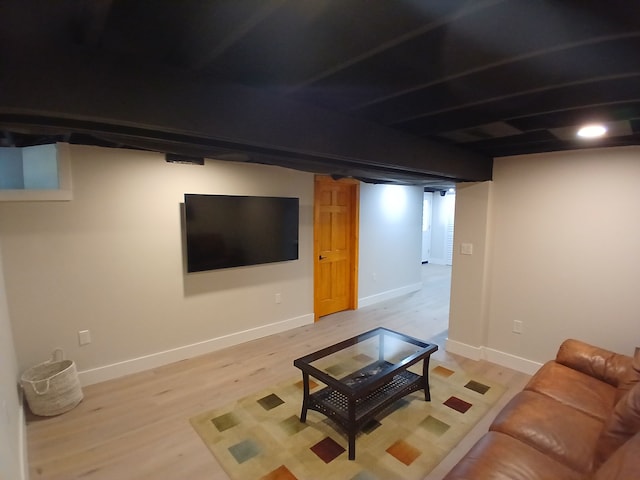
[443,431,584,480]
[489,390,603,473]
[525,361,617,421]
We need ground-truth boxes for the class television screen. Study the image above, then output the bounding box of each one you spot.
[184,194,299,272]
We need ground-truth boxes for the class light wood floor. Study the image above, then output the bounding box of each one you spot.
[26,264,531,480]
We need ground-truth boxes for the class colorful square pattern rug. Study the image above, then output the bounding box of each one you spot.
[190,361,505,480]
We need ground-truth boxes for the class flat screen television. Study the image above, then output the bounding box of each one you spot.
[184,194,299,272]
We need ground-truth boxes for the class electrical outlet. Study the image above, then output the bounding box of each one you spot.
[512,320,523,334]
[78,330,91,346]
[460,243,473,255]
[275,293,282,304]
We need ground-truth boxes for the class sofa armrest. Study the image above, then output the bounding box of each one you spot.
[556,339,632,387]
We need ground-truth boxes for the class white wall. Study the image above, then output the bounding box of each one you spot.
[429,192,455,265]
[0,145,315,384]
[358,183,423,307]
[0,246,26,480]
[449,146,640,371]
[421,192,432,263]
[448,182,493,362]
[0,144,425,387]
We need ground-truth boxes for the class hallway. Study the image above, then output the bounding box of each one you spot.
[323,262,451,344]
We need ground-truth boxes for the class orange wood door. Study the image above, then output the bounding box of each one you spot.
[314,176,359,319]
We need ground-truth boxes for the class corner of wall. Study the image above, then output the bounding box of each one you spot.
[445,337,541,375]
[445,337,483,361]
[18,392,28,480]
[448,181,493,348]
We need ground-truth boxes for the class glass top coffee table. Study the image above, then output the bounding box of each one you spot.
[293,327,438,460]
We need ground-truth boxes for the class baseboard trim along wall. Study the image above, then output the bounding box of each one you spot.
[444,338,483,361]
[358,282,422,309]
[78,313,314,386]
[445,338,542,376]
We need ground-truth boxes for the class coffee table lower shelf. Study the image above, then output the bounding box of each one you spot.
[300,369,428,460]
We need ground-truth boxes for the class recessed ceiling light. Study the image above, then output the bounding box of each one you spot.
[577,124,607,138]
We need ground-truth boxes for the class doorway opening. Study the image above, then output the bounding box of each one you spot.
[422,189,455,266]
[422,188,455,336]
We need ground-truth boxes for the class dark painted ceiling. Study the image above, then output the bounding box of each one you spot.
[1,0,640,189]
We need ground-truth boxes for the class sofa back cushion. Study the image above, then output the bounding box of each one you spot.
[556,339,632,388]
[594,381,640,467]
[615,347,640,403]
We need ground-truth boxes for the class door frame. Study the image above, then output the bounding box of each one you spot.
[313,175,360,320]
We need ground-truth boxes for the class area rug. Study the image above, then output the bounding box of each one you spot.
[190,361,505,480]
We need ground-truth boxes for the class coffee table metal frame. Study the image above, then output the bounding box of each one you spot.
[293,327,438,460]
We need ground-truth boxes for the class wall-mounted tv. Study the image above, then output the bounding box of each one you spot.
[184,194,299,273]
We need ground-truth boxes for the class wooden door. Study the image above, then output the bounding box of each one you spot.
[314,176,359,319]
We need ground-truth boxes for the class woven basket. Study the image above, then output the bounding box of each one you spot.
[21,349,83,416]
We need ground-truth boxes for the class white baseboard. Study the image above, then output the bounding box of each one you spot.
[445,338,542,375]
[426,258,450,266]
[484,347,542,376]
[445,338,484,361]
[358,282,422,308]
[78,313,314,386]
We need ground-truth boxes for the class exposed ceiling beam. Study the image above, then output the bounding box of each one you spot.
[0,51,491,185]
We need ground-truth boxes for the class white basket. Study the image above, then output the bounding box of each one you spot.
[21,349,83,416]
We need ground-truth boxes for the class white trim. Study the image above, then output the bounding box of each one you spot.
[445,338,484,361]
[358,282,422,309]
[485,347,542,376]
[445,338,542,375]
[78,314,314,386]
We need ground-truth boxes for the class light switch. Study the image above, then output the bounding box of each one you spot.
[460,243,473,255]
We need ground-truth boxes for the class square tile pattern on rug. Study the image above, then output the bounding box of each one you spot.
[190,361,506,480]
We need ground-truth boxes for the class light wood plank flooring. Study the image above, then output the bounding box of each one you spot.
[26,264,531,479]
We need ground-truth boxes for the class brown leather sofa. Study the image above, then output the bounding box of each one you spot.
[444,339,640,480]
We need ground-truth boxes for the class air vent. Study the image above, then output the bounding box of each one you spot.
[439,122,523,143]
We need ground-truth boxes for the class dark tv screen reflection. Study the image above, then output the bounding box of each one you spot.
[184,194,299,273]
